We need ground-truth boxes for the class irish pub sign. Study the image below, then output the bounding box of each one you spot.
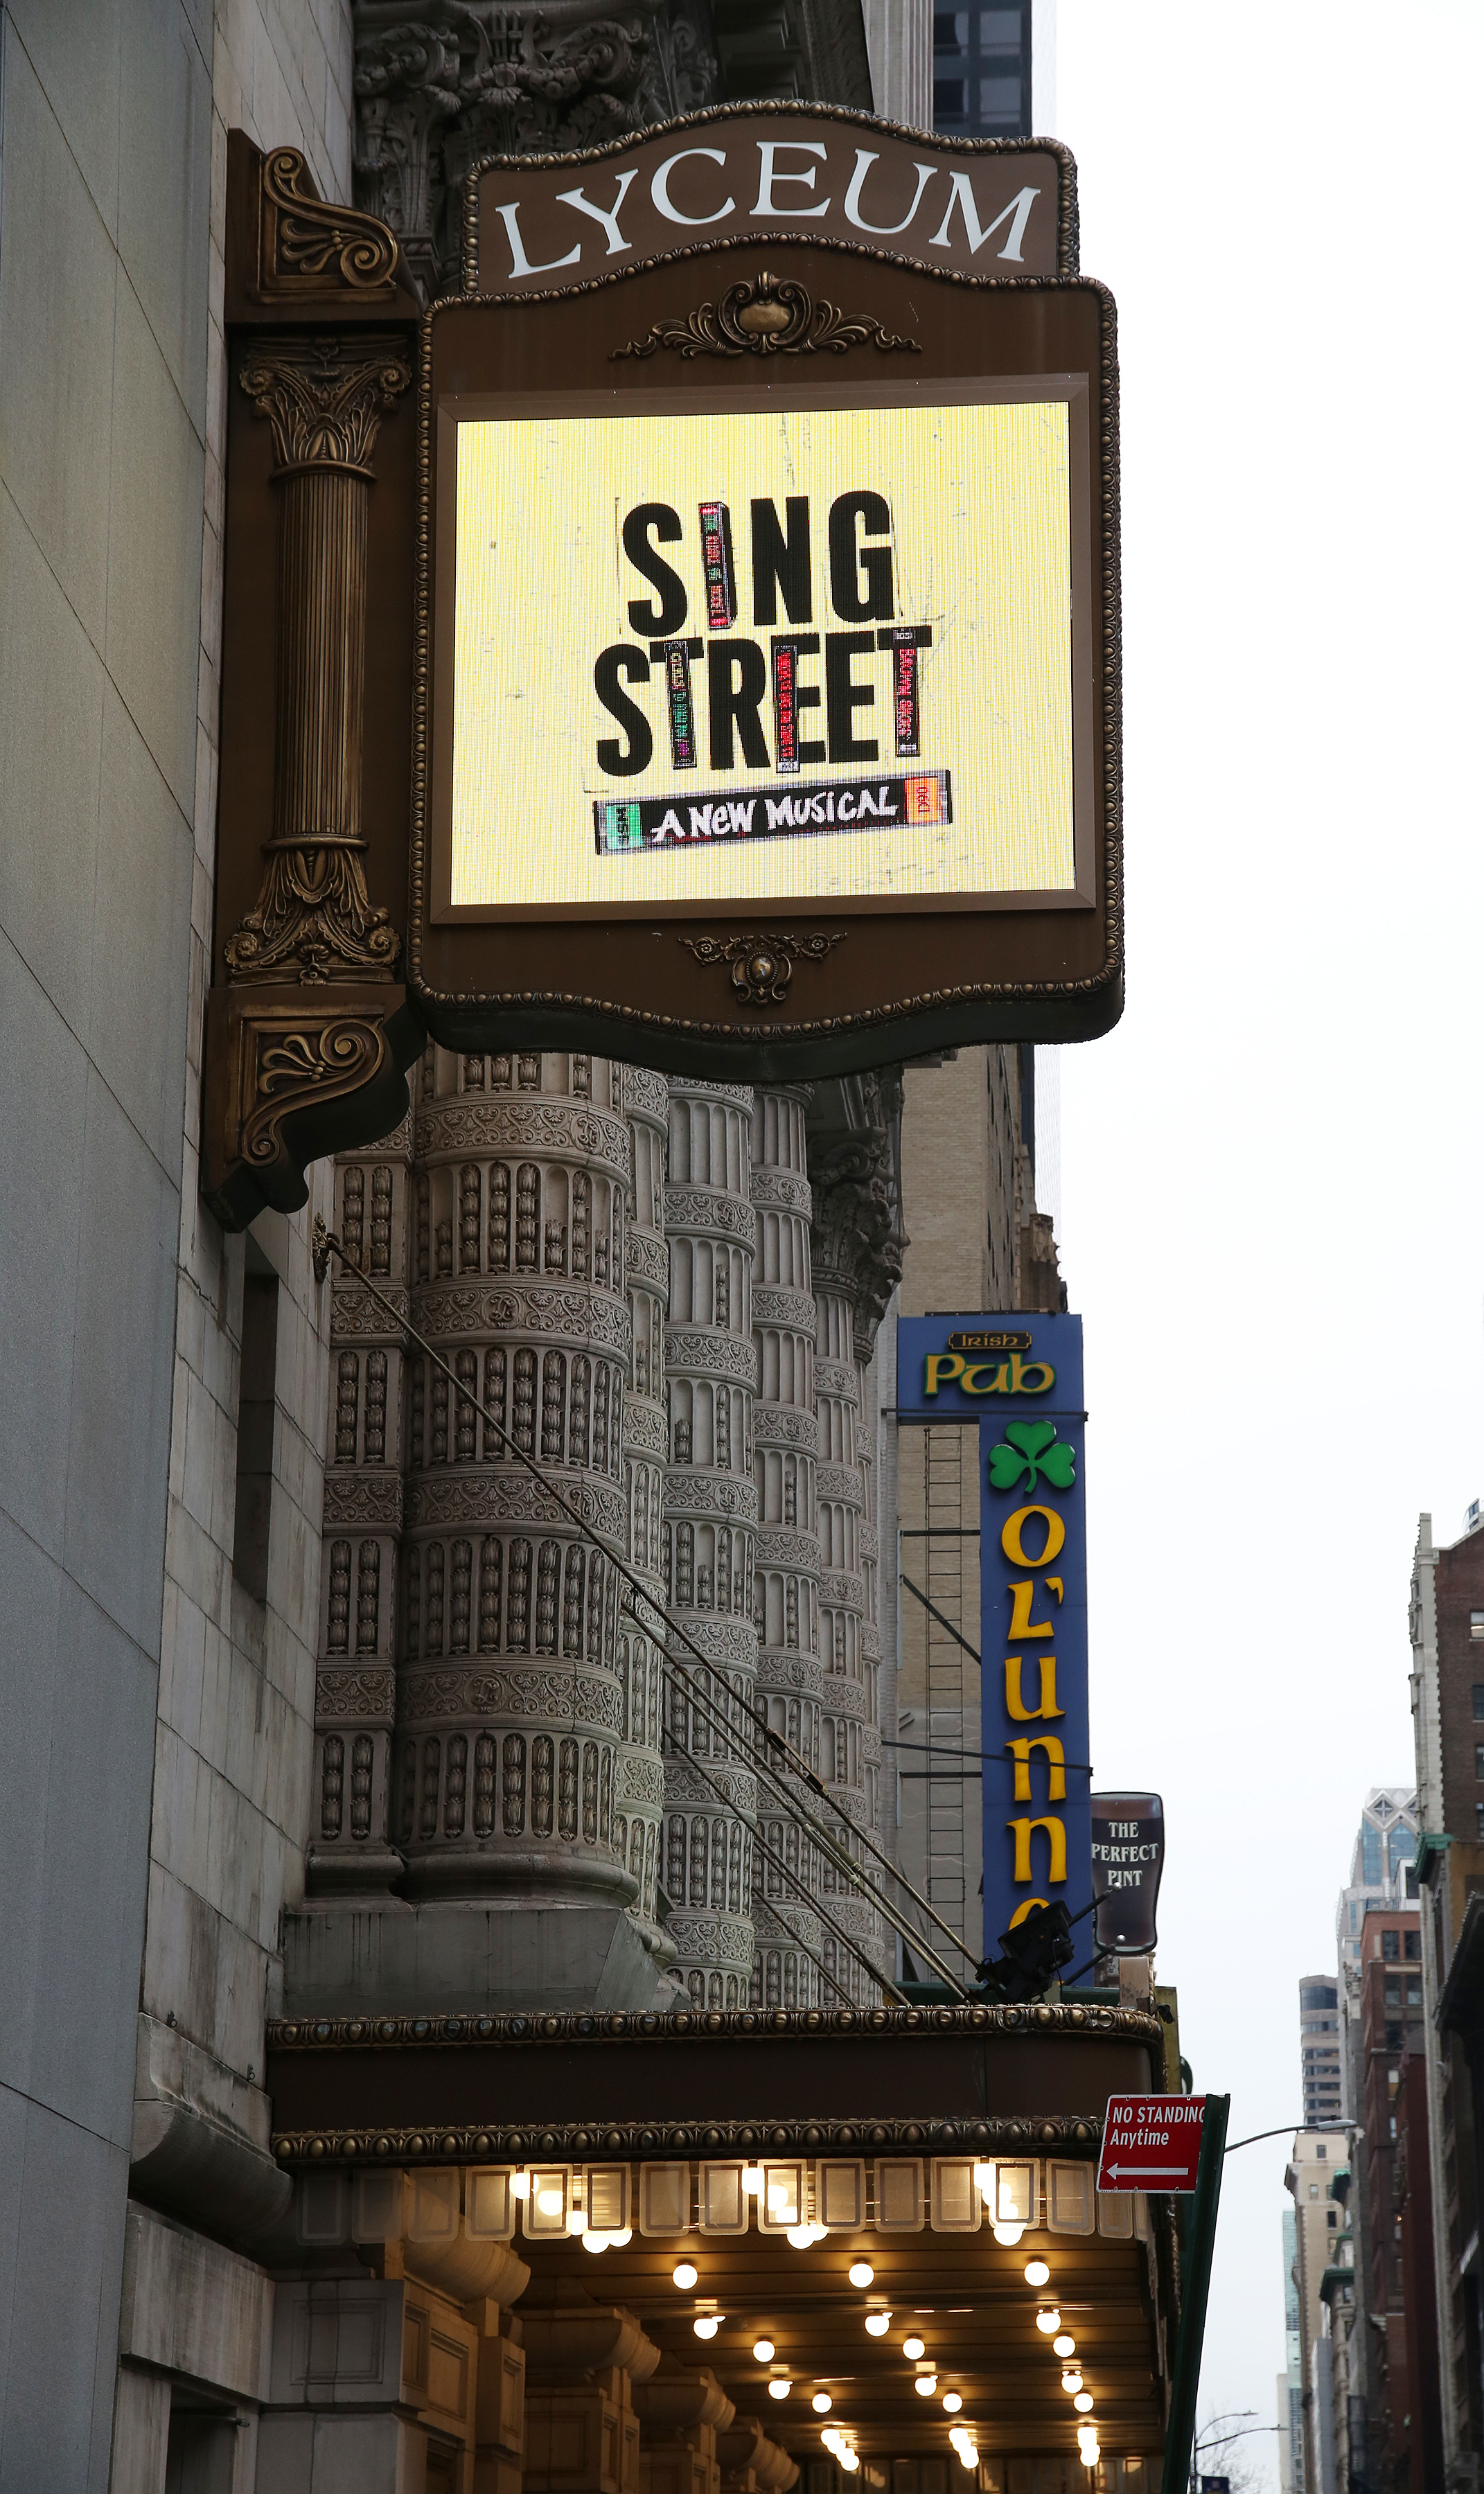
[897,1311,1091,1947]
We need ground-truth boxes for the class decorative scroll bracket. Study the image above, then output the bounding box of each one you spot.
[679,931,845,1009]
[202,984,425,1230]
[612,270,921,362]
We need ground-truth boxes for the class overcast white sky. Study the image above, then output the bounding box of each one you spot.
[1048,5,1484,2477]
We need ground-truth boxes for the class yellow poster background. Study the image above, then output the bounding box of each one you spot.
[449,394,1075,912]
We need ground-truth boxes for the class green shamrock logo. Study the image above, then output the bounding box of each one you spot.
[986,1421,1076,1494]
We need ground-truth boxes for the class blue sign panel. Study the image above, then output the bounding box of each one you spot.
[897,1312,1090,1954]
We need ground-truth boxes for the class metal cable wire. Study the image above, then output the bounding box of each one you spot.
[311,1220,973,1993]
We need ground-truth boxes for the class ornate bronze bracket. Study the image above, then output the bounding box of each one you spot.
[202,985,424,1230]
[612,271,920,362]
[679,931,845,1008]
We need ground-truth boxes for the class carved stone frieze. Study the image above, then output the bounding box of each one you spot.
[403,1473,626,1535]
[663,1761,756,1814]
[754,1527,821,1577]
[807,1071,907,1345]
[621,1397,668,1457]
[619,1753,665,1806]
[662,1329,757,1386]
[754,1652,821,1694]
[818,1569,865,1611]
[751,1288,817,1335]
[816,1464,865,1510]
[662,1471,759,1523]
[400,1666,623,1729]
[317,1666,398,1720]
[324,1471,405,1531]
[814,1358,859,1406]
[625,1228,669,1292]
[665,1620,756,1668]
[332,1277,409,1340]
[819,1673,869,1723]
[409,1280,629,1348]
[663,1916,753,1964]
[745,1167,811,1215]
[752,1898,822,1948]
[751,1407,819,1455]
[662,1189,757,1243]
[622,1064,669,1121]
[415,1097,630,1176]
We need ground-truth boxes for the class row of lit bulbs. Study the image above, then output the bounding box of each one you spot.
[1022,2257,1099,2470]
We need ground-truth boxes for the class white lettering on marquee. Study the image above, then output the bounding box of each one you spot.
[555,169,639,257]
[490,199,581,278]
[651,147,736,227]
[752,140,830,218]
[843,149,937,237]
[928,175,1040,262]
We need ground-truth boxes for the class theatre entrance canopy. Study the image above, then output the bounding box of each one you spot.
[267,2000,1174,2482]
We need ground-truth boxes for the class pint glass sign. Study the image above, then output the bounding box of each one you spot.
[1090,1791,1164,1954]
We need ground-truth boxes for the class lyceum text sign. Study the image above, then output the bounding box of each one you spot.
[409,104,1121,1075]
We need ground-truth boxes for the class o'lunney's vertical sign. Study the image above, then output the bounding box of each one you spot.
[466,105,1075,291]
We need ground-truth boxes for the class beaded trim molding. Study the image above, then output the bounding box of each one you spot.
[267,2001,1160,2052]
[271,2112,1107,2166]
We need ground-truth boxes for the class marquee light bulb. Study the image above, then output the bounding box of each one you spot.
[1023,2259,1050,2288]
[942,2393,963,2414]
[841,2454,860,2473]
[849,2261,874,2288]
[511,2173,530,2200]
[536,2188,564,2217]
[812,2394,833,2414]
[903,2337,926,2361]
[567,2210,588,2235]
[864,2312,891,2337]
[1061,2371,1083,2396]
[1034,2308,1061,2335]
[673,2263,698,2290]
[610,2229,632,2248]
[582,2231,608,2252]
[954,2446,978,2471]
[786,2225,813,2249]
[914,2376,938,2398]
[694,2316,721,2341]
[1074,2391,1095,2414]
[768,2380,791,2402]
[752,2340,775,2364]
[1077,2432,1099,2467]
[810,2223,829,2244]
[743,2168,764,2195]
[1053,2334,1075,2359]
[991,2222,1024,2247]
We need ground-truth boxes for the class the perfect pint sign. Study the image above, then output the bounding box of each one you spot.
[1097,2096,1208,2195]
[412,105,1121,1075]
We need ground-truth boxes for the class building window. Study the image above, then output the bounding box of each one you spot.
[1327,2210,1338,2227]
[1309,2184,1319,2199]
[1477,1744,1484,1780]
[1381,1929,1400,1961]
[1404,1929,1420,1961]
[933,3,1033,139]
[1477,1802,1484,1840]
[1471,1612,1484,1638]
[1473,1682,1484,1717]
[232,1254,280,1606]
[1316,2143,1327,2159]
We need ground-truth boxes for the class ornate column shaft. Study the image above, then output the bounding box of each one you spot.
[309,1112,414,1892]
[619,1062,673,1949]
[228,334,408,984]
[662,1082,759,2010]
[392,1046,634,1904]
[748,1086,823,2009]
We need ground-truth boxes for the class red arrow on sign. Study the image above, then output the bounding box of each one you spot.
[1097,2094,1207,2194]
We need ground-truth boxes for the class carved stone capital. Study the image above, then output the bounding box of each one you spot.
[202,984,425,1230]
[239,330,412,478]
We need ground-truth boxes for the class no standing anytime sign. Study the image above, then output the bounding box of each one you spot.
[1097,2094,1207,2194]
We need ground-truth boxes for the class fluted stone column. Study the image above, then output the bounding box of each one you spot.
[662,1082,759,2008]
[748,1086,823,2008]
[619,1062,673,1949]
[394,1045,633,1906]
[809,1232,876,2003]
[308,1109,413,1891]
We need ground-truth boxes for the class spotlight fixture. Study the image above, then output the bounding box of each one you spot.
[991,2222,1025,2248]
[1074,2391,1095,2414]
[849,2261,874,2288]
[903,2336,926,2361]
[1023,2259,1050,2288]
[752,2340,775,2364]
[673,2263,698,2290]
[694,2316,721,2341]
[768,2380,791,2402]
[942,2393,963,2414]
[812,2394,833,2414]
[864,2313,891,2338]
[914,2376,938,2398]
[1061,2371,1083,2396]
[1034,2308,1062,2335]
[1053,2334,1075,2359]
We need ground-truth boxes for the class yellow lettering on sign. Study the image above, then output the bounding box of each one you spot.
[1008,1355,1055,1395]
[1009,1815,1067,1885]
[1007,1577,1061,1638]
[1003,1656,1063,1721]
[1000,1507,1066,1568]
[1006,1735,1066,1802]
[1008,1895,1052,1927]
[960,1361,1009,1394]
[924,1354,964,1395]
